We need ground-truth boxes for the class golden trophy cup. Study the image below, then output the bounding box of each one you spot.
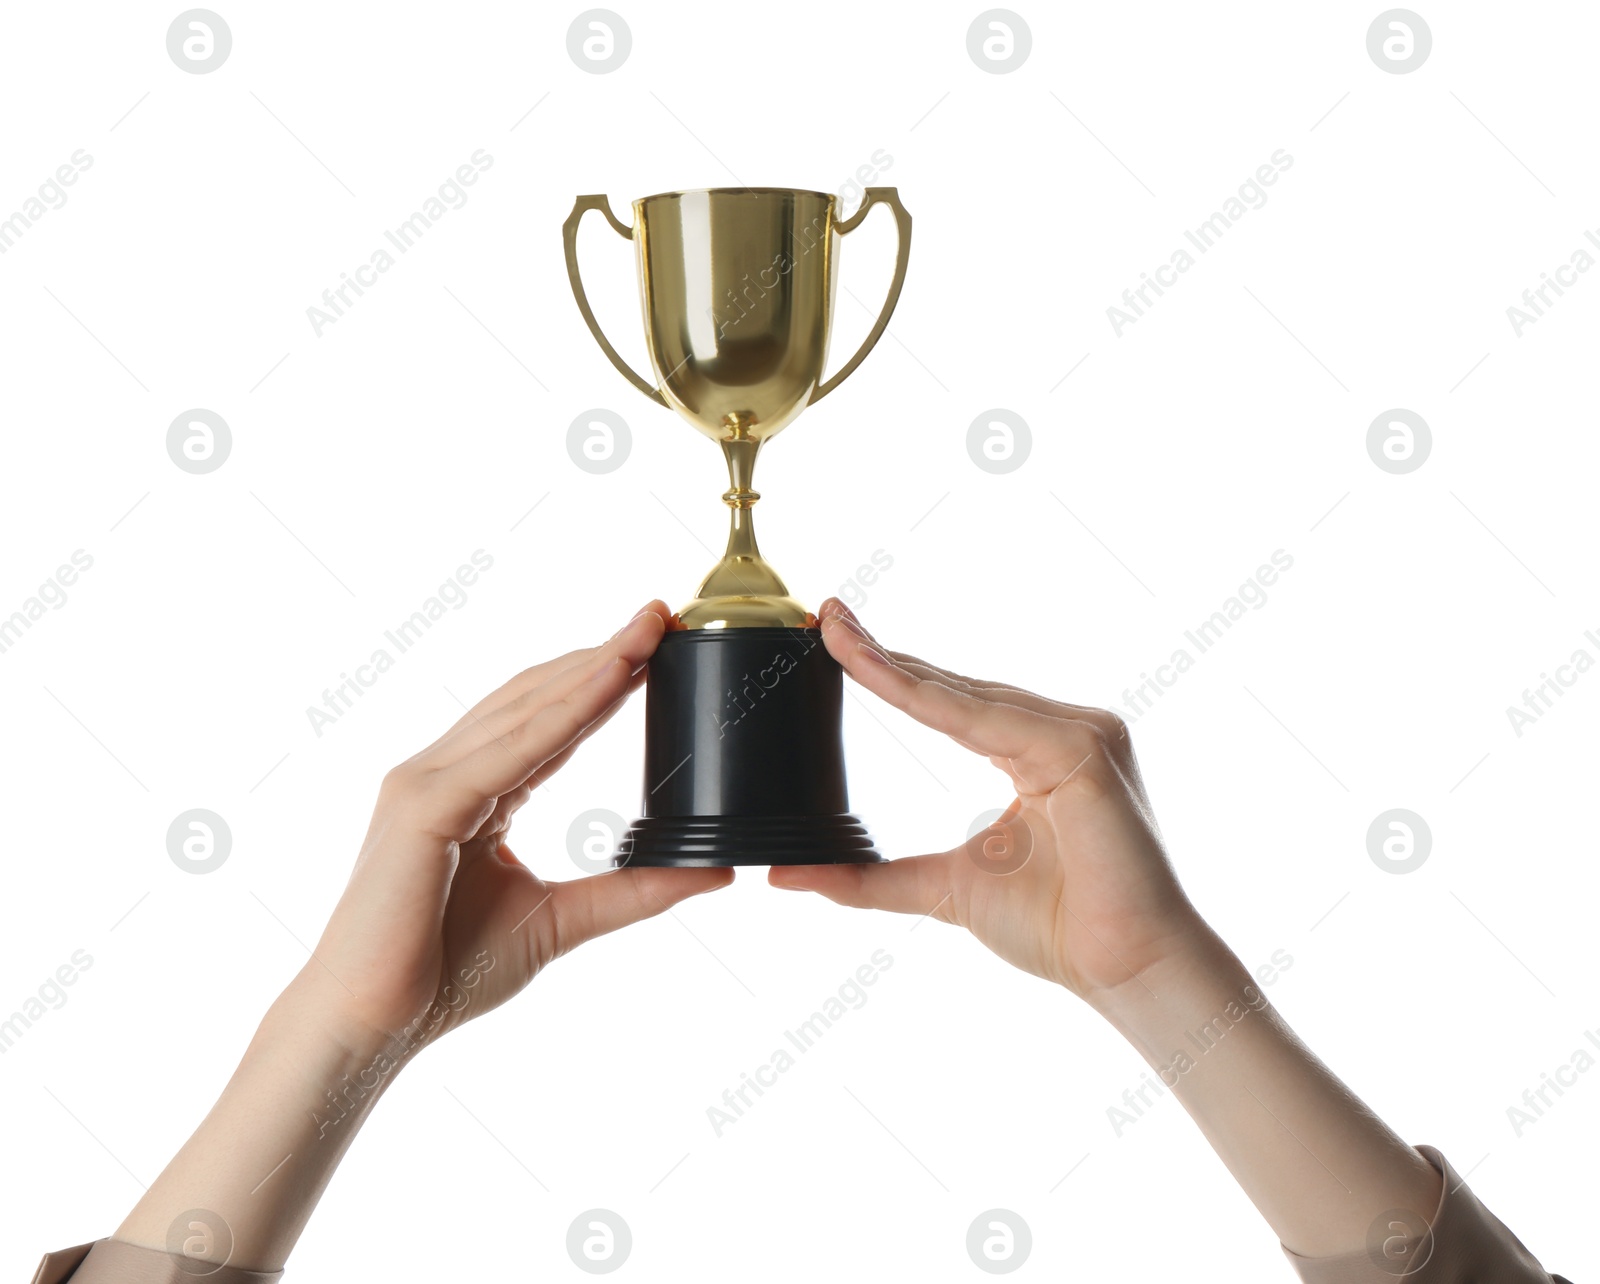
[563,185,911,865]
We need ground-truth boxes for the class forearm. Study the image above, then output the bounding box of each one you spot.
[1090,924,1442,1259]
[112,969,400,1273]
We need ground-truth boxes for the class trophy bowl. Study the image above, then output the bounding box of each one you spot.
[637,186,837,446]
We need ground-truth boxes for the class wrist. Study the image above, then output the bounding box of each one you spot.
[1084,923,1252,1045]
[269,960,471,1092]
[251,989,399,1133]
[265,969,417,1095]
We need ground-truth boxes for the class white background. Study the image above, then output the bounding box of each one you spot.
[2,1,1596,1279]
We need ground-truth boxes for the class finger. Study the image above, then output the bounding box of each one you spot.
[435,607,666,767]
[819,598,1133,760]
[891,653,1131,752]
[483,599,668,715]
[818,614,1052,761]
[456,666,652,873]
[820,599,1126,742]
[416,602,670,767]
[442,650,593,734]
[892,653,1073,716]
[820,598,1046,701]
[768,854,958,920]
[421,654,642,839]
[480,659,649,810]
[540,866,735,960]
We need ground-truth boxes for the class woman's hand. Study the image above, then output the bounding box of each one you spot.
[302,599,733,1057]
[111,602,731,1274]
[776,600,1450,1262]
[771,598,1207,1006]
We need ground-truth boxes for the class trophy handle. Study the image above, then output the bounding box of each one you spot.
[562,194,667,407]
[809,187,913,404]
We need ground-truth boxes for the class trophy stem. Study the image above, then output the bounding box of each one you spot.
[720,431,763,563]
[675,420,809,628]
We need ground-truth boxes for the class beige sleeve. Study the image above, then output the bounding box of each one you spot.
[1281,1145,1569,1283]
[34,1150,1572,1284]
[31,1239,283,1284]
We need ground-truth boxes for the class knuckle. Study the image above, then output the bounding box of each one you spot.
[1097,709,1131,745]
[380,761,421,799]
[1054,716,1102,753]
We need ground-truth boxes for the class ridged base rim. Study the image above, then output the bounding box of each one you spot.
[615,814,883,868]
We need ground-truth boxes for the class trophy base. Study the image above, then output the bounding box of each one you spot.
[617,813,879,868]
[614,627,882,869]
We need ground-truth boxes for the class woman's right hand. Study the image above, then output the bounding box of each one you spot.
[771,598,1214,1007]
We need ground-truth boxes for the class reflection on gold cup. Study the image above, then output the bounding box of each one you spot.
[564,186,911,627]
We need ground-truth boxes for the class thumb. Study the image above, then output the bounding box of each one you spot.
[769,853,957,920]
[544,865,733,959]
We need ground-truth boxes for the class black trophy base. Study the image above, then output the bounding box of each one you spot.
[619,814,878,868]
[615,627,882,869]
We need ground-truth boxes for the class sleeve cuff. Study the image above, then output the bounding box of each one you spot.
[33,1238,284,1284]
[1280,1145,1565,1283]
